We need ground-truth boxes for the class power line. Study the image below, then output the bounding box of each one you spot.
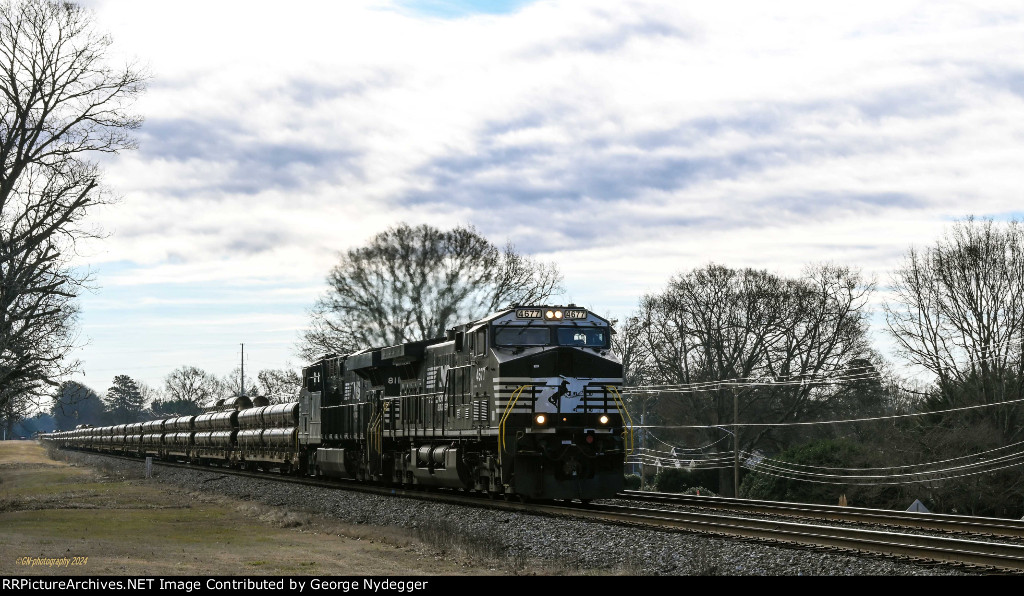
[625,395,1024,429]
[733,440,1024,473]
[740,451,1024,486]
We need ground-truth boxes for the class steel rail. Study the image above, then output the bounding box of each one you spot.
[54,448,1021,573]
[578,502,1024,573]
[618,490,1024,539]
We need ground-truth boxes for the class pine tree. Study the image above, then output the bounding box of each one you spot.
[104,375,144,424]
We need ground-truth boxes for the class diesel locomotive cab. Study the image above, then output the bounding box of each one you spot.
[293,303,629,503]
[482,306,627,500]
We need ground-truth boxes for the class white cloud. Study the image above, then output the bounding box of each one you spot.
[61,0,1024,389]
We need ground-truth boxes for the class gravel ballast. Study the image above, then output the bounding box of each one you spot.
[62,451,981,576]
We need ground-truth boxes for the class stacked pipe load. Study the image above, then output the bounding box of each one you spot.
[234,403,299,450]
[262,403,298,427]
[263,403,299,449]
[194,410,237,448]
[125,422,144,450]
[141,419,164,450]
[237,406,266,427]
[111,424,127,449]
[194,410,237,431]
[167,416,195,432]
[165,416,196,450]
[237,405,268,448]
[263,427,296,449]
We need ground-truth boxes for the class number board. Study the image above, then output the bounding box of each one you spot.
[564,309,588,319]
[516,309,542,319]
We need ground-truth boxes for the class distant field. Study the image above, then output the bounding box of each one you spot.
[0,441,495,576]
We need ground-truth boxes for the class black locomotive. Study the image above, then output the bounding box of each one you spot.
[42,305,632,502]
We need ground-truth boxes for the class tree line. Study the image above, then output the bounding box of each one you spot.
[617,217,1024,517]
[8,365,303,436]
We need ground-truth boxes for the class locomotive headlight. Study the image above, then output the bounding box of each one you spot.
[545,309,564,320]
[535,414,547,425]
[599,415,609,424]
[545,310,555,319]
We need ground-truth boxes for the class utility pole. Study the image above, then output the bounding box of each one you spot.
[728,380,766,498]
[733,387,739,498]
[240,343,245,397]
[639,412,646,486]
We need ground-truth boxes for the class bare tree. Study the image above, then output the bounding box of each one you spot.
[299,223,562,360]
[612,314,664,483]
[884,216,1024,439]
[222,366,259,399]
[217,367,301,404]
[257,368,302,404]
[631,263,876,496]
[135,379,161,406]
[163,366,222,411]
[0,1,145,413]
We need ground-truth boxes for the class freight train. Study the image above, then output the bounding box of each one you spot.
[42,305,632,502]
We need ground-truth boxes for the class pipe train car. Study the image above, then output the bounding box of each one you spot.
[43,305,632,502]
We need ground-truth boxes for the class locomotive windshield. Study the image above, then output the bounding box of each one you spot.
[493,325,610,348]
[494,326,551,346]
[556,326,609,348]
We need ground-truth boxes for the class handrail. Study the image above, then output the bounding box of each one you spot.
[498,384,530,462]
[366,399,392,454]
[365,408,377,453]
[606,385,635,455]
[378,400,392,453]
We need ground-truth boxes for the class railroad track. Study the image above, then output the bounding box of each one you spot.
[62,448,1024,574]
[574,501,1024,573]
[615,490,1024,540]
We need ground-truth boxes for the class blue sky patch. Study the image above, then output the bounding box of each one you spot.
[393,0,533,19]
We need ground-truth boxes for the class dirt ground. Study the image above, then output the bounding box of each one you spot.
[0,441,512,576]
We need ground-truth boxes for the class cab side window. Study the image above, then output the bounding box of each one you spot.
[474,329,487,356]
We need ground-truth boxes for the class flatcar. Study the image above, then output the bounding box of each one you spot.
[42,304,633,502]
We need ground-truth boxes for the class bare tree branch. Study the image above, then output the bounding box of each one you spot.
[883,216,1024,440]
[0,0,145,413]
[629,262,876,496]
[298,223,563,361]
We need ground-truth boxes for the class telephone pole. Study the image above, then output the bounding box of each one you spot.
[733,387,739,497]
[240,343,245,397]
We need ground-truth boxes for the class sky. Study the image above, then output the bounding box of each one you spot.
[61,0,1024,396]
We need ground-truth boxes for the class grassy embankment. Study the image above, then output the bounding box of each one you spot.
[0,441,499,576]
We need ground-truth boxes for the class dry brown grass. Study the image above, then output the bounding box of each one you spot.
[2,441,640,576]
[0,441,501,576]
